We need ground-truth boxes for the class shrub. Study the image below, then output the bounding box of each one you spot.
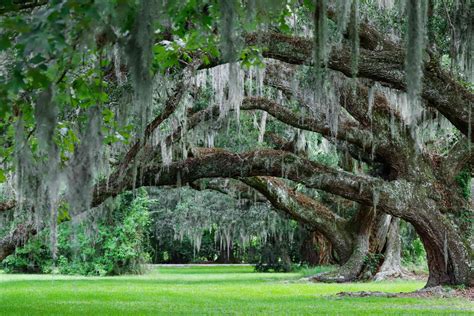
[400,221,428,272]
[2,190,151,276]
[363,253,384,275]
[402,237,427,266]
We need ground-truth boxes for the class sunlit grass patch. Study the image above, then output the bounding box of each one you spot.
[0,266,472,315]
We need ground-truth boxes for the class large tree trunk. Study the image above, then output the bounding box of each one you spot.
[374,217,405,281]
[312,206,375,282]
[409,210,471,287]
[300,230,335,265]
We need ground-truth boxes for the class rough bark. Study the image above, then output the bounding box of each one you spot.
[374,217,405,281]
[370,213,392,254]
[312,206,376,282]
[245,32,474,141]
[409,210,471,287]
[300,231,335,265]
[190,178,268,205]
[0,200,16,213]
[241,176,353,262]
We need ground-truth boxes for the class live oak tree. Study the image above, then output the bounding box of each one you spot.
[0,0,472,287]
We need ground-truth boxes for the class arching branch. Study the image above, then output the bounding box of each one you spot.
[241,176,352,262]
[190,178,268,204]
[241,97,369,152]
[245,32,474,141]
[94,148,411,219]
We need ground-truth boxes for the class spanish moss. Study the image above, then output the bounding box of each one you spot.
[405,0,428,125]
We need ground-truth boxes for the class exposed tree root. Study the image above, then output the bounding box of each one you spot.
[337,286,473,300]
[309,249,368,283]
[373,267,410,281]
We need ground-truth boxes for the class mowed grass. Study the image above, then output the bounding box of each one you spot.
[0,266,472,315]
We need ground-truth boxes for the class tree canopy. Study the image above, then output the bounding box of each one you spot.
[0,0,472,287]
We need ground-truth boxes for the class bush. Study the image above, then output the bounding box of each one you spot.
[402,237,427,266]
[363,253,384,275]
[2,237,53,273]
[3,190,151,276]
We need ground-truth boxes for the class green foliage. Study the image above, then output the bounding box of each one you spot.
[0,169,6,183]
[240,46,264,68]
[214,112,266,152]
[3,191,151,276]
[400,221,427,270]
[152,230,221,264]
[1,235,53,274]
[402,237,427,267]
[364,253,384,275]
[455,169,471,199]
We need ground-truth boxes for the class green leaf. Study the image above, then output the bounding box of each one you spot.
[0,169,6,183]
[28,68,50,88]
[0,35,11,51]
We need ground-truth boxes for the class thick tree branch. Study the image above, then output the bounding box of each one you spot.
[245,32,474,141]
[0,200,16,213]
[0,223,36,261]
[190,178,268,204]
[241,176,352,261]
[119,61,200,169]
[93,148,413,221]
[241,97,370,153]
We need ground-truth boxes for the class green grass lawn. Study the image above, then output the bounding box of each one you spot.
[0,266,471,315]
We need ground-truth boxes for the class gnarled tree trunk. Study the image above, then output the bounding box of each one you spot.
[300,231,335,266]
[409,210,471,287]
[312,206,375,282]
[373,217,405,281]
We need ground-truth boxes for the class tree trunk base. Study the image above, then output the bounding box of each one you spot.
[337,286,472,299]
[373,266,409,281]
